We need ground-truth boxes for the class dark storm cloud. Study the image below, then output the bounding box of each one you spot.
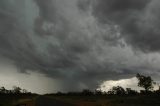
[77,0,92,11]
[92,0,160,52]
[0,0,100,90]
[93,0,149,23]
[1,0,160,92]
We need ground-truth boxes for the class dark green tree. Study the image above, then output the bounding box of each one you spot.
[136,73,155,91]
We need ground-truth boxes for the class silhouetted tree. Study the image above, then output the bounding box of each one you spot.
[95,89,103,95]
[109,86,125,95]
[126,88,138,95]
[81,89,94,96]
[55,91,64,96]
[136,73,155,91]
[107,90,114,95]
[0,86,33,95]
[22,89,28,94]
[13,86,22,94]
[67,92,81,96]
[0,87,6,94]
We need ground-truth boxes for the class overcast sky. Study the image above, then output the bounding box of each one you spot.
[0,0,160,94]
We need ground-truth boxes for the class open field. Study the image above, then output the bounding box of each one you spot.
[13,98,36,106]
[35,96,74,106]
[0,94,160,106]
[0,95,37,106]
[47,94,160,106]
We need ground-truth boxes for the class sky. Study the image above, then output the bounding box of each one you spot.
[0,0,160,94]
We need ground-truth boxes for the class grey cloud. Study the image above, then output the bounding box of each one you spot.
[0,0,101,91]
[93,0,150,23]
[92,0,160,52]
[0,0,160,92]
[34,0,56,22]
[77,0,92,12]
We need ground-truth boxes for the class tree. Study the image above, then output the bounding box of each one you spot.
[126,88,138,95]
[95,89,103,95]
[136,73,155,91]
[22,89,28,94]
[81,89,94,96]
[0,87,6,94]
[109,86,125,95]
[13,86,22,94]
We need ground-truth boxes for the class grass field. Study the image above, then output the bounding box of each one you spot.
[47,94,160,106]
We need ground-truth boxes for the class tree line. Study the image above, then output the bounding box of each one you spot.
[49,73,160,96]
[0,86,32,95]
[1,73,160,96]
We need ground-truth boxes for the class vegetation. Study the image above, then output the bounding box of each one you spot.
[136,73,155,91]
[45,73,160,106]
[107,86,125,95]
[47,73,160,97]
[0,73,160,106]
[0,86,37,106]
[0,86,32,95]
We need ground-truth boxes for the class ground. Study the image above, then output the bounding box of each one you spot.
[0,95,36,106]
[1,94,160,106]
[46,94,160,106]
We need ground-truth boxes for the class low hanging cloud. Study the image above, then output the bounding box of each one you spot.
[0,0,160,92]
[98,77,139,91]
